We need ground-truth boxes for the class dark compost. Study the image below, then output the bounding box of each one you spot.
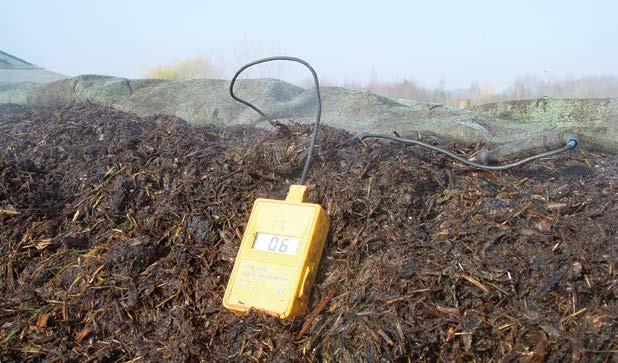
[0,105,616,361]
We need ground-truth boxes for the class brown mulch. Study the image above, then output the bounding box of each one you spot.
[0,104,616,362]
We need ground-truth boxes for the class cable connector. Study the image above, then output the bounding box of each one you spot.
[561,131,579,150]
[286,185,307,203]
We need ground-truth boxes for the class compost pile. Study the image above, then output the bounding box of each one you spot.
[1,105,616,361]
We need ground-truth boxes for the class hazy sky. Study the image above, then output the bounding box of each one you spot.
[3,0,617,90]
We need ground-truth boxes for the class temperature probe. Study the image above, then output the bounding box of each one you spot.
[223,57,330,318]
[222,56,579,318]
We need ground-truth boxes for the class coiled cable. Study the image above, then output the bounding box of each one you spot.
[230,56,322,185]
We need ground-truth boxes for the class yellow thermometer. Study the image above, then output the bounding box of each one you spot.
[223,185,330,318]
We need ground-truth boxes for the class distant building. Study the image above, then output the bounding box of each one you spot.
[0,50,65,83]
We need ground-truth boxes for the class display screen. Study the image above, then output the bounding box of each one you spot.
[252,233,301,255]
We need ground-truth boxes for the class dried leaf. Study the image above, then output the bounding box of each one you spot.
[436,305,461,316]
[36,313,49,329]
[534,218,552,233]
[74,327,92,342]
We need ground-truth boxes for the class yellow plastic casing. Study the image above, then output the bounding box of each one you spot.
[223,185,330,319]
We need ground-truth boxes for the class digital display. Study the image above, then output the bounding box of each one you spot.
[252,233,301,255]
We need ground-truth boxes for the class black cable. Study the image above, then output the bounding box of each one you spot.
[357,133,576,171]
[230,56,577,175]
[229,56,322,185]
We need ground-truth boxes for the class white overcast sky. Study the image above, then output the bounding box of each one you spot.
[2,0,617,90]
